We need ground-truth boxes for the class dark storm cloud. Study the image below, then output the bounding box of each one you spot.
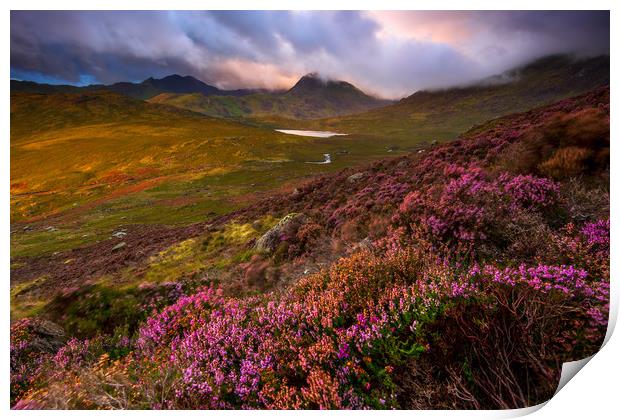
[463,11,610,67]
[10,10,610,98]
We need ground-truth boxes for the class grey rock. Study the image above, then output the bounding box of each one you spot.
[111,242,126,252]
[347,172,367,183]
[254,213,306,254]
[20,319,66,355]
[353,237,374,253]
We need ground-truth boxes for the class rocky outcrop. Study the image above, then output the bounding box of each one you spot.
[14,319,66,355]
[347,172,367,183]
[254,213,307,254]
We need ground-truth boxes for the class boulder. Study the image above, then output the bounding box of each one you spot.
[352,237,374,253]
[17,319,66,355]
[347,172,367,183]
[111,241,126,252]
[254,213,306,254]
[112,230,127,238]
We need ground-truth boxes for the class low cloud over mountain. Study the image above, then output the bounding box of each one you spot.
[10,10,609,98]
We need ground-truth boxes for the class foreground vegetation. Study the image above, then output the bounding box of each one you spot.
[11,86,609,409]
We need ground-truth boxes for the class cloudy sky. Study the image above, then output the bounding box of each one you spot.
[10,10,610,98]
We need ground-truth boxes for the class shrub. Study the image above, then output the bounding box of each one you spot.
[539,146,593,179]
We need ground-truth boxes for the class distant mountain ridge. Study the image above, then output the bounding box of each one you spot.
[291,54,609,139]
[401,54,609,106]
[10,54,609,122]
[147,73,393,119]
[10,74,264,100]
[11,72,391,118]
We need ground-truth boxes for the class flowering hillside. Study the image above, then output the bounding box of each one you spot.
[11,87,609,409]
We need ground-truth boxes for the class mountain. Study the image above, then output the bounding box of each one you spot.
[10,80,86,94]
[285,72,390,110]
[141,75,221,95]
[11,75,242,100]
[287,72,369,98]
[277,54,610,140]
[399,54,609,110]
[148,73,392,119]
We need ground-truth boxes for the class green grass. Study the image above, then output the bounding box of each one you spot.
[10,276,48,319]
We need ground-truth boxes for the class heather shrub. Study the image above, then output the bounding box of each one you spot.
[18,239,608,409]
[10,319,65,405]
[42,281,190,338]
[395,166,559,257]
[546,220,610,281]
[15,346,138,409]
[11,322,135,408]
[274,221,324,261]
[538,107,609,150]
[242,255,281,290]
[495,139,545,176]
[397,259,608,409]
[560,178,609,223]
[44,249,460,409]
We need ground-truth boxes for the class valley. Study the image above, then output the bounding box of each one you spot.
[10,55,609,261]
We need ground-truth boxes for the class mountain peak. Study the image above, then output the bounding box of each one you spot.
[289,73,327,91]
[140,74,221,96]
[301,71,321,80]
[288,72,361,96]
[161,74,198,81]
[143,74,200,84]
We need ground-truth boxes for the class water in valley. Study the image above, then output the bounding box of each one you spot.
[275,129,347,138]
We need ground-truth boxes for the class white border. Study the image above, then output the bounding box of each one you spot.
[3,2,617,419]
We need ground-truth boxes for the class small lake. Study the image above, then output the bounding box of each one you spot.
[275,129,347,138]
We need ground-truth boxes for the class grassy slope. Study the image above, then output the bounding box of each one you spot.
[10,92,399,258]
